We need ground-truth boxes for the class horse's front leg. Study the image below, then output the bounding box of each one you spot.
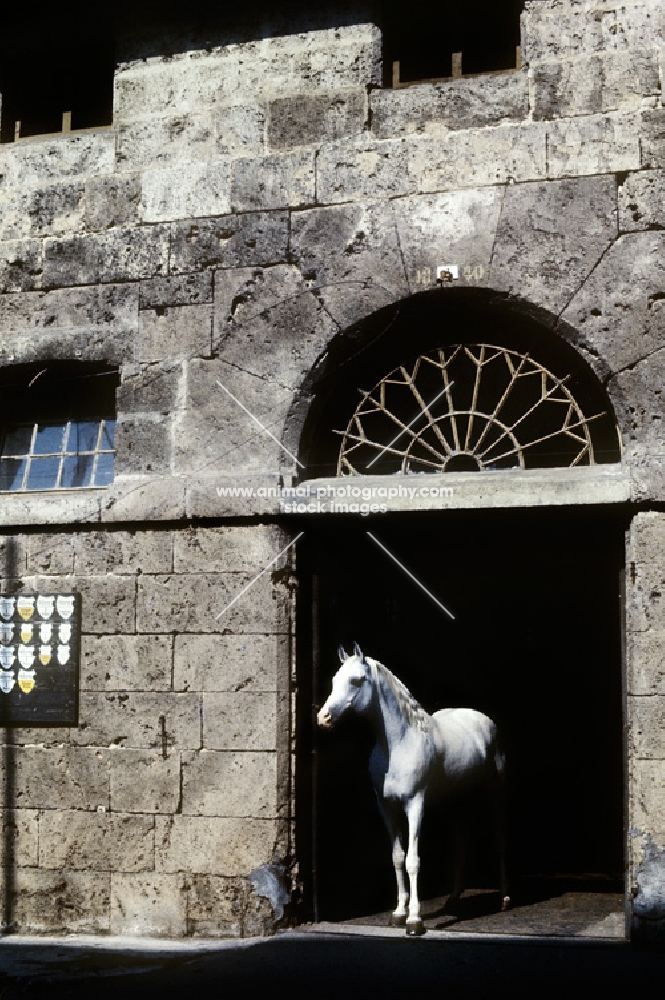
[376,798,408,926]
[405,790,426,936]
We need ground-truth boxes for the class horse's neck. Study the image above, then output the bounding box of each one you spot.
[368,659,427,749]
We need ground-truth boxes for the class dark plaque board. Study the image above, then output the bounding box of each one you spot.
[0,593,80,726]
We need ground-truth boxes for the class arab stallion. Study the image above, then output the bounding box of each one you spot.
[317,643,510,935]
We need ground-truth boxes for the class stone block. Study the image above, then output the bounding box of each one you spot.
[9,869,111,933]
[411,122,547,193]
[170,211,289,273]
[185,875,245,936]
[117,361,184,414]
[100,477,187,524]
[618,170,665,232]
[9,747,109,810]
[174,633,284,693]
[137,572,286,633]
[85,173,142,231]
[114,414,172,476]
[181,751,277,817]
[114,25,380,122]
[289,201,409,327]
[392,188,503,294]
[213,104,266,158]
[641,109,665,170]
[43,226,169,287]
[521,0,656,62]
[139,273,213,310]
[174,525,287,574]
[155,814,275,875]
[184,473,284,518]
[370,73,529,139]
[0,238,42,293]
[213,265,337,385]
[317,136,415,205]
[73,692,201,750]
[202,692,277,751]
[25,533,75,575]
[561,233,665,378]
[230,149,315,212]
[0,132,114,187]
[491,174,617,314]
[0,283,138,365]
[547,112,640,178]
[110,873,187,936]
[39,810,154,872]
[173,357,293,476]
[628,695,665,759]
[116,116,215,169]
[80,634,173,692]
[75,530,173,576]
[631,758,665,839]
[0,181,85,242]
[627,629,665,696]
[141,160,233,223]
[110,750,181,813]
[138,304,213,362]
[268,89,365,150]
[610,350,665,460]
[0,809,39,867]
[531,50,659,120]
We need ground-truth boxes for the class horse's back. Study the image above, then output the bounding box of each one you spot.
[431,708,498,786]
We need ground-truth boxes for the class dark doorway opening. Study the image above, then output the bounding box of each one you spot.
[296,506,625,926]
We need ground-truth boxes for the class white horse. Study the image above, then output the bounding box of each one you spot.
[317,643,509,935]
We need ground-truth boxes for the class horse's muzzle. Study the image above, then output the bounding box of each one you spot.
[317,707,334,729]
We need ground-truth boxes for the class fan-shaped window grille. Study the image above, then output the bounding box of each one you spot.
[335,345,619,476]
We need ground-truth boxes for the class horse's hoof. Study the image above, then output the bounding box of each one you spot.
[501,896,511,912]
[406,919,426,937]
[390,913,406,927]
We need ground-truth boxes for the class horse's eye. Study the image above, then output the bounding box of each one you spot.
[350,677,363,687]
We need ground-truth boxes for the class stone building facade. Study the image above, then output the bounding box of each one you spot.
[0,0,663,941]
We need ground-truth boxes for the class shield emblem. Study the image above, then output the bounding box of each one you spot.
[39,623,52,643]
[0,624,13,644]
[39,645,52,666]
[18,669,35,694]
[0,672,15,694]
[18,645,34,669]
[37,595,55,620]
[17,596,35,621]
[56,596,75,620]
[0,646,14,669]
[20,624,33,644]
[58,624,71,643]
[0,598,15,621]
[57,643,70,665]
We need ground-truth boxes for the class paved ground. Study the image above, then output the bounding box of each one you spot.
[0,927,663,998]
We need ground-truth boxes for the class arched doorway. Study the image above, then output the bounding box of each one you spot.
[294,292,627,935]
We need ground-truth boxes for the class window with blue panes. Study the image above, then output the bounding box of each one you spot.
[0,364,119,493]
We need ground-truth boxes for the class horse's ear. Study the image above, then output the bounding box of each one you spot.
[338,645,349,663]
[353,641,364,660]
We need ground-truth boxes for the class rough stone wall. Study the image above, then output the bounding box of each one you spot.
[0,2,663,937]
[0,526,293,935]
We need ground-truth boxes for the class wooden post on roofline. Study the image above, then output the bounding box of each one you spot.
[13,120,21,141]
[62,111,72,133]
[392,60,400,88]
[452,52,462,78]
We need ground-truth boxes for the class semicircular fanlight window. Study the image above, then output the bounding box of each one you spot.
[335,345,619,476]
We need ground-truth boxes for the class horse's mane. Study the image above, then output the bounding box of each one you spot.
[369,658,431,731]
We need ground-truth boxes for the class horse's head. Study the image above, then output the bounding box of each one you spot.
[317,642,374,729]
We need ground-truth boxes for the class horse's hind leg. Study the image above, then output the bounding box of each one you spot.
[492,750,510,910]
